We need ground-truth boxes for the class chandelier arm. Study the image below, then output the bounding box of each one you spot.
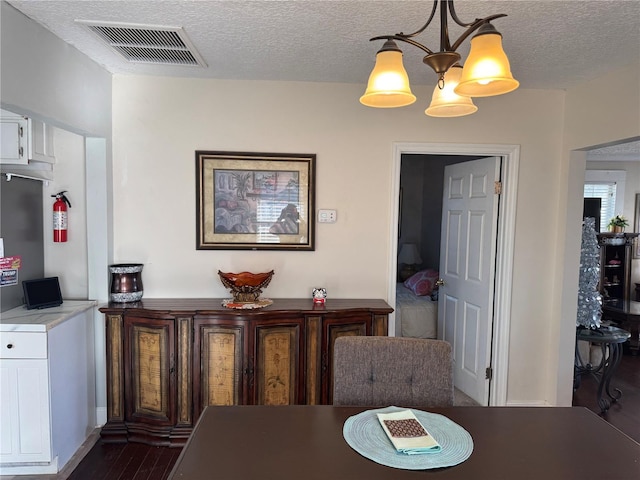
[449,0,490,27]
[449,14,506,52]
[398,0,439,38]
[369,35,435,56]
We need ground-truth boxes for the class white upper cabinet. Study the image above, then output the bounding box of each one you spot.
[29,117,55,163]
[0,109,55,164]
[0,113,28,163]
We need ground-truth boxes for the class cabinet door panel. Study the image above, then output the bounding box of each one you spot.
[195,323,245,413]
[322,314,371,404]
[124,317,175,425]
[254,323,303,405]
[0,359,51,463]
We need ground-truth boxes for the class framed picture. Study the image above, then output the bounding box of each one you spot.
[635,193,640,258]
[196,151,315,250]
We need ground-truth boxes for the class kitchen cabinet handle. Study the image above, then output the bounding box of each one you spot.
[7,343,14,349]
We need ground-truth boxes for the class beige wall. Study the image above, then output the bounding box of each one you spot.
[564,64,640,151]
[551,62,640,407]
[113,75,568,404]
[4,0,638,407]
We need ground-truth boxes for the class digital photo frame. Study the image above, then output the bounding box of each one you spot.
[22,276,63,310]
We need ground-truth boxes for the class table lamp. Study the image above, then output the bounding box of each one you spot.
[398,243,422,281]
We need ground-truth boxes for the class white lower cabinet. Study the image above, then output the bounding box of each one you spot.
[0,302,96,475]
[0,357,52,464]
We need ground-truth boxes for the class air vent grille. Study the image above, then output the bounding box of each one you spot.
[77,21,207,67]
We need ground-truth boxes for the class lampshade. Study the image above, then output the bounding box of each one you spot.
[360,40,416,108]
[455,24,519,97]
[425,64,478,117]
[398,243,422,265]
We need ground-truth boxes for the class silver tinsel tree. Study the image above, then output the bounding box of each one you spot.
[576,217,602,329]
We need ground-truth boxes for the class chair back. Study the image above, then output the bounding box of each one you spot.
[332,336,453,407]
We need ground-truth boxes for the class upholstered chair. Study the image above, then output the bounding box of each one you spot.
[332,336,453,407]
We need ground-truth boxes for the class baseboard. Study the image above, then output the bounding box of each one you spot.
[55,429,101,479]
[504,400,551,407]
[0,456,58,475]
[96,406,107,426]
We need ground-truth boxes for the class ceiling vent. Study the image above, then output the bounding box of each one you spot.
[76,20,207,67]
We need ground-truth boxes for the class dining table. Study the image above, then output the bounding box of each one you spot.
[168,405,640,479]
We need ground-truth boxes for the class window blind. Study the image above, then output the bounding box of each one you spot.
[584,183,617,229]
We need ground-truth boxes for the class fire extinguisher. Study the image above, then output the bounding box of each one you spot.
[52,191,71,242]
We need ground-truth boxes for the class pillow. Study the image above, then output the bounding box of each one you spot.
[404,269,439,296]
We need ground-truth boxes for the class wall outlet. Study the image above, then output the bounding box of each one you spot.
[318,209,337,223]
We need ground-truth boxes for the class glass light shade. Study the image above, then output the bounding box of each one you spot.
[398,243,422,265]
[360,50,416,108]
[426,65,478,117]
[455,32,519,97]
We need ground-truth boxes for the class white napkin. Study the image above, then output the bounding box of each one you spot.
[377,409,442,455]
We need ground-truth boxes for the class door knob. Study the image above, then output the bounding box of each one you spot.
[435,279,445,287]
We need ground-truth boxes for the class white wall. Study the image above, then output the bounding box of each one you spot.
[0,4,111,138]
[113,74,567,404]
[44,128,88,299]
[1,1,112,424]
[0,2,112,298]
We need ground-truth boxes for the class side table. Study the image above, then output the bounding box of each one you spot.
[574,325,630,413]
[603,299,640,354]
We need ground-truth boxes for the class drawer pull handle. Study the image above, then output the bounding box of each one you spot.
[7,344,14,349]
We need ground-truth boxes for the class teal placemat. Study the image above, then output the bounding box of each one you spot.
[343,406,473,470]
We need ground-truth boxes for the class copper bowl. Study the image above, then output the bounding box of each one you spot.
[218,270,274,303]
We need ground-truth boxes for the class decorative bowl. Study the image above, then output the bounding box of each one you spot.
[218,270,274,303]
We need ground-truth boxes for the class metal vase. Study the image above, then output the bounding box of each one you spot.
[109,263,144,302]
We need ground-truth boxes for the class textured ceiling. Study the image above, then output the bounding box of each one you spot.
[7,0,640,90]
[6,0,640,159]
[586,139,640,161]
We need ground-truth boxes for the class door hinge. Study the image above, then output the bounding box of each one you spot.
[485,367,493,380]
[494,181,502,195]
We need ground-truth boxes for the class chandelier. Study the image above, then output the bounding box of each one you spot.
[360,0,519,117]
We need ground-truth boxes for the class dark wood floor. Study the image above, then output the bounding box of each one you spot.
[65,441,182,480]
[63,353,640,480]
[572,348,640,443]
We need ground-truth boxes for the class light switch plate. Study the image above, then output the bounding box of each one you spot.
[318,209,337,223]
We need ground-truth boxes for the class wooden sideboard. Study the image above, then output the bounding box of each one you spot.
[99,298,392,446]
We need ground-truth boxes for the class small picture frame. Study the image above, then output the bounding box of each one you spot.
[196,151,316,250]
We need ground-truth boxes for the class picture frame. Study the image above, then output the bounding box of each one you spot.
[196,151,315,250]
[634,193,640,258]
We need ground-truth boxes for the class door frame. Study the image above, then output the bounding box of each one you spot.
[387,142,520,406]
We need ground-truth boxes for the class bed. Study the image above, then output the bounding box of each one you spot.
[395,282,438,339]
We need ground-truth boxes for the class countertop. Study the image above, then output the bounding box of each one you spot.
[0,300,97,332]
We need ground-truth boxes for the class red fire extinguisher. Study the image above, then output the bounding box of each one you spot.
[52,191,71,242]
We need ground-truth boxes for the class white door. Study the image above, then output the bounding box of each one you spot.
[438,157,500,405]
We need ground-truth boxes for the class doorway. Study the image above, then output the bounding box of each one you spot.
[387,142,520,407]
